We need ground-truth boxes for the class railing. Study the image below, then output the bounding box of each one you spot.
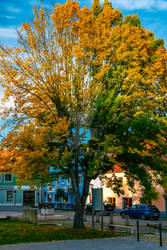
[88,213,167,247]
[136,220,164,247]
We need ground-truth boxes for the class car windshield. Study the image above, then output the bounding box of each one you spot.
[137,205,146,209]
[129,205,138,209]
[149,205,159,210]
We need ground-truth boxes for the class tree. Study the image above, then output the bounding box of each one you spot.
[0,0,99,229]
[90,13,167,201]
[0,0,166,229]
[103,0,112,9]
[0,117,69,188]
[94,115,167,200]
[92,0,101,18]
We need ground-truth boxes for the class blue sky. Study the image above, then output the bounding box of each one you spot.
[0,0,167,47]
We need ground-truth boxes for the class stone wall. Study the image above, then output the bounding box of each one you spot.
[22,208,38,224]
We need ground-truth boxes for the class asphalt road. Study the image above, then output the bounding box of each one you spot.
[0,209,167,228]
[0,237,167,250]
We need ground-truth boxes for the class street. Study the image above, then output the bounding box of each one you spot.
[0,237,167,250]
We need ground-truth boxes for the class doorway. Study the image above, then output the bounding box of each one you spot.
[23,191,35,206]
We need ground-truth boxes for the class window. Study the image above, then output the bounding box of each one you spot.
[55,194,59,202]
[138,205,146,209]
[7,191,13,202]
[4,173,12,182]
[0,174,2,182]
[61,177,65,184]
[107,197,116,208]
[122,197,132,209]
[118,177,123,184]
[130,205,138,209]
[56,178,60,186]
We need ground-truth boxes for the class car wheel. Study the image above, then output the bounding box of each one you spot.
[140,213,146,220]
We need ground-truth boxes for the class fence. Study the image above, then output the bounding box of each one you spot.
[136,220,165,247]
[109,216,167,246]
[89,213,167,247]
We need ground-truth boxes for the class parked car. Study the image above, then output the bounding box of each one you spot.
[120,204,160,220]
[86,202,114,215]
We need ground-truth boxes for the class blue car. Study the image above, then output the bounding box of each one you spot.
[120,204,160,220]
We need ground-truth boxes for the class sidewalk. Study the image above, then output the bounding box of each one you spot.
[0,211,22,219]
[0,210,71,222]
[0,237,167,250]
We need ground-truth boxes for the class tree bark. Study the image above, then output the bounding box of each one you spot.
[73,202,85,229]
[71,171,91,229]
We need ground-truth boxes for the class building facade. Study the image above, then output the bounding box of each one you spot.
[0,172,40,210]
[88,170,167,217]
[43,174,83,209]
[0,170,167,217]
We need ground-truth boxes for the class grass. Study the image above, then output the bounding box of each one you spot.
[0,220,129,245]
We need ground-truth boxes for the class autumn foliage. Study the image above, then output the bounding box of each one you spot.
[0,0,166,228]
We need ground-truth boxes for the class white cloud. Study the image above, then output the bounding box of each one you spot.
[7,6,22,13]
[5,16,16,19]
[158,0,167,10]
[0,15,16,20]
[0,27,17,39]
[106,0,167,10]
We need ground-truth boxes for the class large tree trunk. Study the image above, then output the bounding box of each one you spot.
[73,201,85,229]
[71,170,84,229]
[72,172,91,229]
[70,112,92,229]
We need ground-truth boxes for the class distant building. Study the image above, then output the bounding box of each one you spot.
[0,148,166,217]
[0,172,40,210]
[43,173,83,210]
[0,169,167,217]
[88,169,167,217]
